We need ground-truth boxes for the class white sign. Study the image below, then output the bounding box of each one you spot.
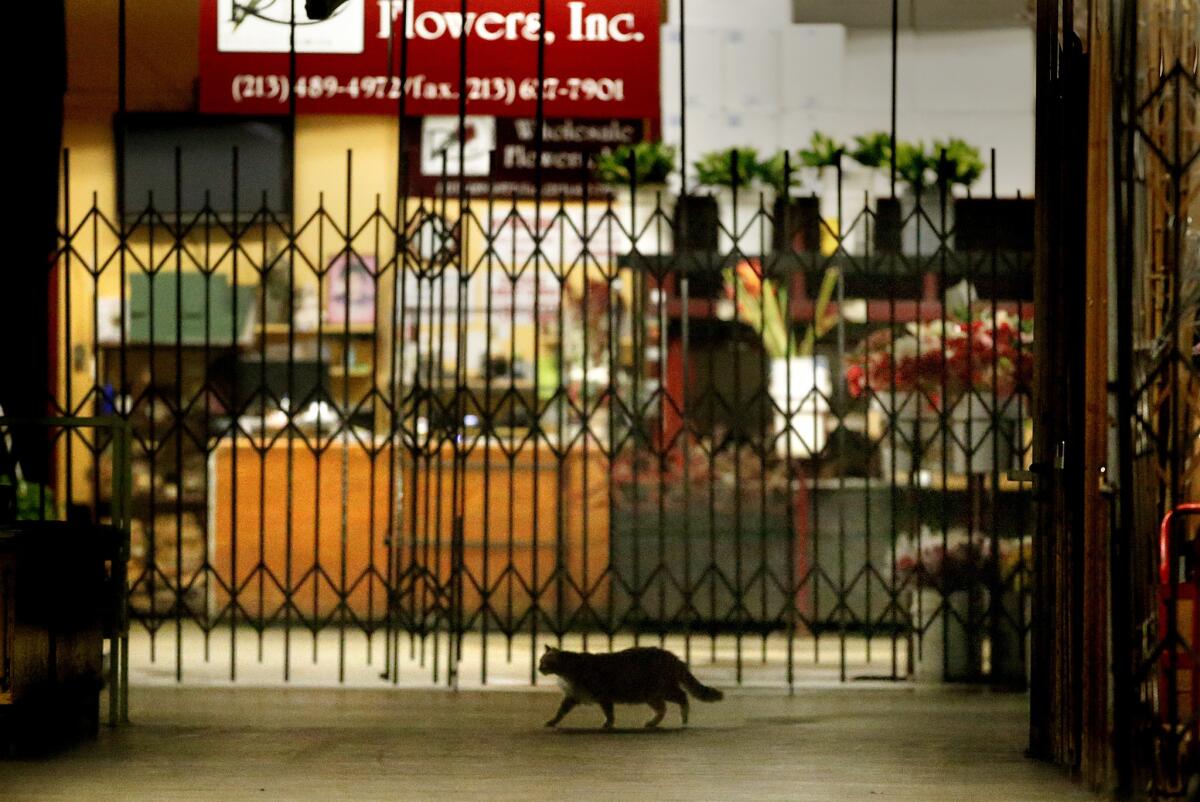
[420,116,496,178]
[216,0,365,54]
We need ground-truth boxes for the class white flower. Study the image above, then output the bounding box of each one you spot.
[944,279,978,315]
[891,334,920,360]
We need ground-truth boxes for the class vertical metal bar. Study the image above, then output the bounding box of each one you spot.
[782,151,795,692]
[1110,0,1136,788]
[988,149,1004,684]
[444,0,471,691]
[506,191,518,663]
[148,177,160,664]
[431,156,448,685]
[339,150,353,684]
[579,159,592,656]
[313,189,326,667]
[366,194,382,667]
[202,190,214,667]
[936,153,951,681]
[174,147,185,681]
[114,0,133,670]
[756,168,770,667]
[258,186,269,668]
[731,151,744,682]
[627,150,642,651]
[283,0,298,683]
[388,0,414,686]
[889,0,898,196]
[479,171,496,682]
[655,217,667,647]
[678,0,691,669]
[229,146,241,681]
[62,152,73,508]
[529,0,548,682]
[884,2,904,683]
[834,155,847,682]
[116,0,128,427]
[108,421,127,726]
[604,193,617,654]
[557,193,569,646]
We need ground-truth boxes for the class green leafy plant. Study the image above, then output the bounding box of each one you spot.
[849,132,893,170]
[932,138,986,188]
[0,477,55,521]
[796,132,843,169]
[593,141,677,186]
[895,141,937,191]
[757,151,800,193]
[692,148,763,188]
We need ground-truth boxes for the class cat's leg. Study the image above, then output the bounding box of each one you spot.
[643,699,667,729]
[545,696,578,727]
[665,686,688,726]
[600,701,615,729]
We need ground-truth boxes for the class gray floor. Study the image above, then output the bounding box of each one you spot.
[1,686,1096,801]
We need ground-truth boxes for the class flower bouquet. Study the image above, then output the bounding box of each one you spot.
[898,528,989,680]
[724,258,841,359]
[845,283,1033,405]
[725,259,840,457]
[894,529,995,593]
[845,281,1033,473]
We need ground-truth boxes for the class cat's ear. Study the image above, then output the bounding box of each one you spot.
[544,645,556,653]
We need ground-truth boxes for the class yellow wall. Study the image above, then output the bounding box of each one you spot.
[59,2,633,505]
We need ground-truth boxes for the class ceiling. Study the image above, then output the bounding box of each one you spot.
[792,0,1034,29]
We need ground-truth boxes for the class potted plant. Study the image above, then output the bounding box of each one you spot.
[893,139,938,256]
[849,132,902,253]
[849,131,895,194]
[933,137,986,192]
[796,132,844,254]
[761,151,820,256]
[593,141,677,256]
[690,147,768,256]
[894,138,984,256]
[930,137,989,253]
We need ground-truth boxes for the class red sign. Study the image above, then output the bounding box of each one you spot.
[199,0,661,119]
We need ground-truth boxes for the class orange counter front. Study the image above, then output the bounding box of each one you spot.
[212,438,610,624]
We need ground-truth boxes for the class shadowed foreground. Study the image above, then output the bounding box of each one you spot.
[0,686,1095,801]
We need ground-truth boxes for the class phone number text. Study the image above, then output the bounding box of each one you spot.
[231,74,627,105]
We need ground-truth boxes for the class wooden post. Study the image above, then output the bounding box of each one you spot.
[1080,0,1112,787]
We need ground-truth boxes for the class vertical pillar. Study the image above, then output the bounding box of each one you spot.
[1,2,66,484]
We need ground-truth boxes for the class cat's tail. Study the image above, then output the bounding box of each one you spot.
[680,669,724,702]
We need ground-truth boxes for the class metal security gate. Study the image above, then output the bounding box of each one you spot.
[44,1,1038,689]
[1112,1,1199,795]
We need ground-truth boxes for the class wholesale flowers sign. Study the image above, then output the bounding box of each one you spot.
[199,0,661,118]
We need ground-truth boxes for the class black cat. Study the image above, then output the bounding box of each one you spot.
[538,645,724,729]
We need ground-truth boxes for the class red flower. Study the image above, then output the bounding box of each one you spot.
[847,364,865,398]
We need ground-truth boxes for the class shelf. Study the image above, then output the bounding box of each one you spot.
[328,365,374,379]
[256,322,378,337]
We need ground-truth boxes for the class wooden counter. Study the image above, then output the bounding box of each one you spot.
[397,441,610,627]
[212,437,609,625]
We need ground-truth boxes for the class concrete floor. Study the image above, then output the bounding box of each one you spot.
[1,686,1095,801]
[124,624,917,688]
